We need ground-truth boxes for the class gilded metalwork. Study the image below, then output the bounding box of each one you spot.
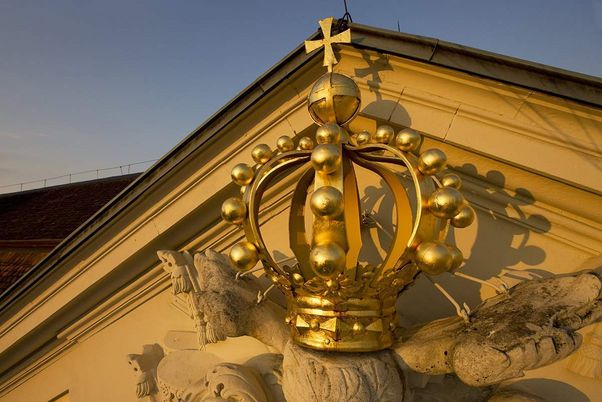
[220,19,475,352]
[304,16,351,72]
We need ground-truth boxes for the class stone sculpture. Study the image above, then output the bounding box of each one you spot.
[128,249,601,402]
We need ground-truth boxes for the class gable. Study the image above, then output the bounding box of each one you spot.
[0,24,600,399]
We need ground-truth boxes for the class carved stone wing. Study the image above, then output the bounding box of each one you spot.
[394,271,602,386]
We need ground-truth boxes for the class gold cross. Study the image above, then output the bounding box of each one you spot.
[305,17,351,72]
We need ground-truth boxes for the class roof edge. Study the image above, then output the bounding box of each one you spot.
[350,23,602,107]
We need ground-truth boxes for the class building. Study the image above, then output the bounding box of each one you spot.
[0,20,600,401]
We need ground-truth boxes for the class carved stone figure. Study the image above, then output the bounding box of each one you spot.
[128,249,601,402]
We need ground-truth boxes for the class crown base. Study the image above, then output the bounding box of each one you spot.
[287,295,397,352]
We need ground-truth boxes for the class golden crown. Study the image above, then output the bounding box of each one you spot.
[220,18,475,352]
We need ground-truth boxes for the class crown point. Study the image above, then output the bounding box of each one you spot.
[221,197,247,225]
[251,144,273,164]
[428,187,465,219]
[298,136,315,150]
[231,163,254,186]
[418,149,447,175]
[451,204,476,228]
[316,123,344,144]
[395,128,421,152]
[277,136,295,152]
[415,241,453,275]
[441,173,462,189]
[229,242,259,272]
[311,144,342,174]
[374,125,394,144]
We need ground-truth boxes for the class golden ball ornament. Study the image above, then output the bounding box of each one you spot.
[308,72,361,126]
[451,204,476,228]
[292,272,305,286]
[310,186,344,218]
[310,318,320,331]
[276,135,295,152]
[374,125,394,144]
[428,187,465,218]
[221,197,247,225]
[395,128,421,152]
[418,149,447,175]
[311,144,341,174]
[316,123,344,144]
[231,163,254,186]
[309,243,346,278]
[229,242,259,272]
[251,144,273,164]
[298,136,314,150]
[441,173,462,189]
[415,241,453,275]
[447,245,464,271]
[356,130,371,145]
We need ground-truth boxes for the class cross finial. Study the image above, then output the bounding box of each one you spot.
[305,17,351,72]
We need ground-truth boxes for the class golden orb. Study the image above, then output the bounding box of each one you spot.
[441,173,462,189]
[221,197,247,225]
[374,125,394,144]
[448,245,464,271]
[277,135,295,152]
[308,72,361,126]
[395,128,421,152]
[229,242,259,272]
[310,186,344,218]
[292,273,304,286]
[451,204,476,228]
[310,318,320,331]
[428,187,465,219]
[415,241,453,275]
[356,130,371,145]
[316,123,344,144]
[311,144,341,174]
[309,243,346,278]
[418,149,447,175]
[298,136,314,150]
[251,144,273,164]
[231,163,254,186]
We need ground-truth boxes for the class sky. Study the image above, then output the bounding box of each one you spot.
[1,0,601,192]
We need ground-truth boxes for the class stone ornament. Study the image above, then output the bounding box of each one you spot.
[127,248,601,401]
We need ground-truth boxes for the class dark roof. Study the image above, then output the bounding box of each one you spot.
[0,174,139,293]
[0,174,139,241]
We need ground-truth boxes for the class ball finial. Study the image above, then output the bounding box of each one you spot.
[231,163,254,186]
[418,149,447,175]
[415,241,453,275]
[252,144,273,164]
[309,243,346,278]
[277,136,295,152]
[229,242,259,272]
[308,73,361,126]
[395,128,421,152]
[221,197,247,225]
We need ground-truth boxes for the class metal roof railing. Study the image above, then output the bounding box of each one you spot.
[0,159,157,194]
